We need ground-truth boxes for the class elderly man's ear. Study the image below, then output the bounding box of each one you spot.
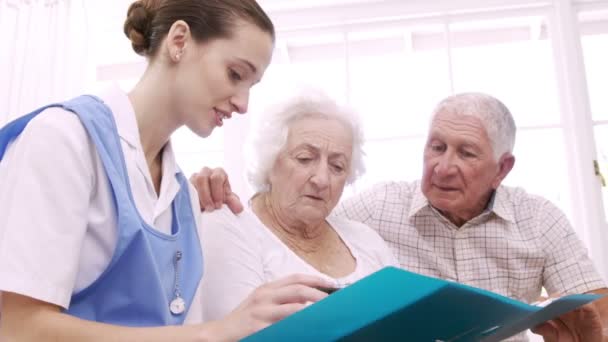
[491,154,516,189]
[190,167,244,214]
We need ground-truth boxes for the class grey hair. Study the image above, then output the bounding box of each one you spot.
[246,91,366,194]
[431,92,516,160]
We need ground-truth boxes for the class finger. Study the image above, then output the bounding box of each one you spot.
[222,179,244,213]
[270,283,329,305]
[554,304,601,340]
[209,168,228,209]
[531,321,559,342]
[256,302,308,324]
[568,304,603,342]
[190,168,214,211]
[266,274,334,290]
[226,192,244,214]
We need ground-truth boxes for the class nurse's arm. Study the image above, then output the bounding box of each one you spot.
[0,292,211,341]
[0,274,330,342]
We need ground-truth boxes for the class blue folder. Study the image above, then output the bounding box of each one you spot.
[243,266,601,341]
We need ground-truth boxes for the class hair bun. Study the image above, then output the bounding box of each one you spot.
[123,1,154,56]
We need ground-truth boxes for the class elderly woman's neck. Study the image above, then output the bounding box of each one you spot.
[251,194,330,251]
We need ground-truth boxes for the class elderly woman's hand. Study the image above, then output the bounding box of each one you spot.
[190,167,243,214]
[213,274,332,341]
[531,302,605,342]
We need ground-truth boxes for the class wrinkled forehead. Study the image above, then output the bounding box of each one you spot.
[286,117,353,153]
[429,110,490,142]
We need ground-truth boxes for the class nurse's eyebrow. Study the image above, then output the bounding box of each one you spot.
[238,58,257,74]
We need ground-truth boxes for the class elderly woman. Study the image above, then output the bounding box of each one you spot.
[199,92,397,321]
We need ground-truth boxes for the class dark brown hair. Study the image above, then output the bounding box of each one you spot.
[123,0,275,57]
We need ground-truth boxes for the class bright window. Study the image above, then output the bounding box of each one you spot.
[448,17,571,217]
[85,1,608,272]
[581,11,608,222]
[248,16,574,221]
[580,14,608,122]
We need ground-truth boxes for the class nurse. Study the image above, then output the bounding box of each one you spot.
[0,0,330,341]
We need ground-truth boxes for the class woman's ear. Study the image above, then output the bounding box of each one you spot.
[165,20,191,63]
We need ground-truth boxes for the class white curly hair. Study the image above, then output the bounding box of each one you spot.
[246,90,366,194]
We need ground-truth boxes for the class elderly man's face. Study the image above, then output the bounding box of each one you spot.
[421,110,512,225]
[268,116,353,226]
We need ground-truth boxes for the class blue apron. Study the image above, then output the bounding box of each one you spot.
[0,95,203,326]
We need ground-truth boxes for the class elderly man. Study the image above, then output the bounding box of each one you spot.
[192,92,608,341]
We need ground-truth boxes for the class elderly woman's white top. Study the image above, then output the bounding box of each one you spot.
[199,206,398,321]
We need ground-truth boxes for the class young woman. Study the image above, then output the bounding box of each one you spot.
[0,1,330,341]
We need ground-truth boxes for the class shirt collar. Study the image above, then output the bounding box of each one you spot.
[160,140,180,178]
[487,186,515,222]
[407,182,515,223]
[96,84,141,149]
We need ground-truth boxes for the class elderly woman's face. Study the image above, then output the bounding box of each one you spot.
[268,116,353,225]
